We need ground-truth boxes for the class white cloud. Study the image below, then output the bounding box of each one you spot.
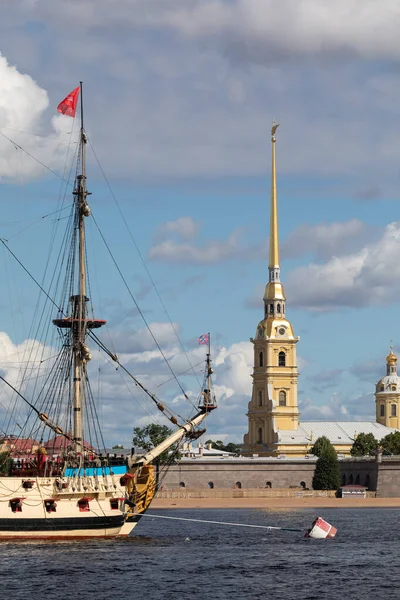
[155,216,200,241]
[287,221,400,311]
[149,223,265,264]
[282,219,374,261]
[0,54,77,182]
[2,3,400,184]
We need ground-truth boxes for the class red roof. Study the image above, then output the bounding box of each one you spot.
[44,436,95,452]
[1,437,39,455]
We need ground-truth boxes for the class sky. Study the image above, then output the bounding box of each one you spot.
[0,0,400,447]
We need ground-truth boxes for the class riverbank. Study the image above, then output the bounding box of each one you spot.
[151,497,400,509]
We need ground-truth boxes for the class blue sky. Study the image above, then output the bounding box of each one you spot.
[1,1,400,446]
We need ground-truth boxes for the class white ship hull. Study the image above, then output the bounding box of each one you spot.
[0,474,140,539]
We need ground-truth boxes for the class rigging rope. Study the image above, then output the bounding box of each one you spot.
[88,139,202,391]
[90,213,197,411]
[0,130,74,186]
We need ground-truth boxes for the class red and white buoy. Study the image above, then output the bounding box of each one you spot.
[306,517,337,539]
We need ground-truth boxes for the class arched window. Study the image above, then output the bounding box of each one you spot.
[365,474,370,489]
[380,404,385,417]
[277,303,281,313]
[392,404,397,417]
[258,390,263,407]
[259,352,264,367]
[380,385,384,392]
[279,390,286,406]
[266,481,272,488]
[355,474,360,485]
[269,304,273,314]
[342,474,346,486]
[282,304,285,313]
[208,481,214,489]
[257,428,263,444]
[349,474,354,485]
[179,482,185,488]
[235,481,242,489]
[300,481,306,489]
[278,351,286,366]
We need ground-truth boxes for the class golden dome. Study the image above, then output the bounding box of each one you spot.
[386,350,397,365]
[263,281,286,301]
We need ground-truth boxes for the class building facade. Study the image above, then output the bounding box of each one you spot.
[242,123,399,457]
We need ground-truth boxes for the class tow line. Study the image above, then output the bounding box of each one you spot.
[140,513,337,538]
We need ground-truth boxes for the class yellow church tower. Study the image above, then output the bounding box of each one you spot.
[243,122,300,456]
[375,349,400,429]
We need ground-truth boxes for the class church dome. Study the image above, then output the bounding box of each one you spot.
[386,350,398,365]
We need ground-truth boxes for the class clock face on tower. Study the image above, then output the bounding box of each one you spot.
[278,327,286,336]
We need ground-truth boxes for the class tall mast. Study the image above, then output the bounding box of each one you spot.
[73,81,90,452]
[52,83,106,454]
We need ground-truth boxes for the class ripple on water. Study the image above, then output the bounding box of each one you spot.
[1,508,400,600]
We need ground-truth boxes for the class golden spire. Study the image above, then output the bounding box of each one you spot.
[269,120,280,269]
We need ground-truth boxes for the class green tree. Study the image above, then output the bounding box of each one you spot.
[312,438,341,491]
[350,433,378,456]
[309,436,334,457]
[0,451,11,476]
[132,424,177,464]
[205,439,241,454]
[380,431,400,455]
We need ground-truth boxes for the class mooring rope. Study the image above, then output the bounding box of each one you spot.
[140,513,303,532]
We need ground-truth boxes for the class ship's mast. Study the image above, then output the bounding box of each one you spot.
[73,81,90,453]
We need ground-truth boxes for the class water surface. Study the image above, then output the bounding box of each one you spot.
[1,508,398,599]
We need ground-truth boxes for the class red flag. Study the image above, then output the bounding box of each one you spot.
[57,86,80,117]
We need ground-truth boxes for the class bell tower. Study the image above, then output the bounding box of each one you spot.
[243,122,300,456]
[375,348,400,429]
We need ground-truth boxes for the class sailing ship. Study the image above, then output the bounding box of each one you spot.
[0,84,217,539]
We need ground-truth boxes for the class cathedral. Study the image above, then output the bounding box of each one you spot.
[243,124,399,457]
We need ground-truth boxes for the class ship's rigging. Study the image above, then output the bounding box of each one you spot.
[0,82,216,462]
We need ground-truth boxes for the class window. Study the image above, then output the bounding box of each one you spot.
[44,499,57,513]
[282,304,285,313]
[10,499,23,513]
[365,474,370,489]
[269,304,273,314]
[392,385,397,391]
[179,481,185,488]
[380,385,384,392]
[258,427,263,444]
[258,390,263,406]
[341,474,346,486]
[392,404,397,417]
[266,481,272,488]
[78,498,91,512]
[208,482,214,489]
[259,352,264,367]
[277,303,281,313]
[235,482,242,489]
[300,481,306,489]
[279,390,286,406]
[380,404,385,417]
[278,351,286,366]
[349,474,354,485]
[355,474,360,485]
[110,499,119,510]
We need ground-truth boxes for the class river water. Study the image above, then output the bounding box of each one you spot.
[1,508,399,599]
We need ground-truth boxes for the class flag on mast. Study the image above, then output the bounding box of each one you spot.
[198,333,209,346]
[57,86,80,117]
